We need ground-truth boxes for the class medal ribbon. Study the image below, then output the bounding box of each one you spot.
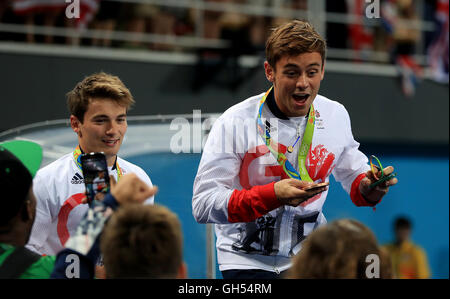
[257,87,315,182]
[73,145,123,180]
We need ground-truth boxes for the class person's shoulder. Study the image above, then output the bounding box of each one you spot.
[409,242,428,255]
[34,153,73,180]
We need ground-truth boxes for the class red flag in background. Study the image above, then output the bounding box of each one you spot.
[74,0,99,29]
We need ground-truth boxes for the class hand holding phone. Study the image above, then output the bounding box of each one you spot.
[303,182,329,192]
[80,152,110,204]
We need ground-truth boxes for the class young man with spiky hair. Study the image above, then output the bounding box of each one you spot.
[193,20,398,279]
[27,72,155,256]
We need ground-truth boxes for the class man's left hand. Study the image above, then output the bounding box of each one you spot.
[359,166,398,204]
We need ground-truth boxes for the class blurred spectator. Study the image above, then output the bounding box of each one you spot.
[0,1,11,22]
[326,0,349,50]
[286,219,392,279]
[201,0,227,40]
[150,6,186,51]
[381,0,424,97]
[218,4,253,87]
[100,204,187,279]
[382,217,431,279]
[248,15,269,53]
[119,3,155,49]
[270,0,308,28]
[11,0,99,45]
[192,0,264,91]
[12,0,65,43]
[0,141,53,279]
[118,3,185,51]
[90,0,122,47]
[427,0,449,83]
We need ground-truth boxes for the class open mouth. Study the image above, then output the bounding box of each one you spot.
[292,94,310,102]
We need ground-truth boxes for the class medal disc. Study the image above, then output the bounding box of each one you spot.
[287,146,294,153]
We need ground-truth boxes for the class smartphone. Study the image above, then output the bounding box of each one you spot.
[303,182,329,192]
[80,152,110,204]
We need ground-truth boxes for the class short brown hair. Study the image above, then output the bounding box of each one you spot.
[100,204,183,278]
[66,72,135,122]
[286,219,391,279]
[265,20,326,68]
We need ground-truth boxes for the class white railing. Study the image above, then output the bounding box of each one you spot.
[0,0,436,64]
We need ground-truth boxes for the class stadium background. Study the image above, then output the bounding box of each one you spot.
[0,0,448,278]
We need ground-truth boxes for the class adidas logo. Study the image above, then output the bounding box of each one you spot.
[71,173,84,184]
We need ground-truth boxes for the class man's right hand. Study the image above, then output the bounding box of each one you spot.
[110,173,158,205]
[274,179,328,207]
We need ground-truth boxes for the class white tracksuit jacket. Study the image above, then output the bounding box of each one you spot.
[193,90,375,273]
[27,153,154,255]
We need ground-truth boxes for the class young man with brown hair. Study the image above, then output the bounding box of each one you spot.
[100,204,187,279]
[193,20,398,279]
[27,72,155,256]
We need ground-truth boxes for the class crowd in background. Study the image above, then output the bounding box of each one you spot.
[1,0,446,96]
[0,1,445,57]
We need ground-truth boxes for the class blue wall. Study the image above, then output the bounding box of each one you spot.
[127,151,449,279]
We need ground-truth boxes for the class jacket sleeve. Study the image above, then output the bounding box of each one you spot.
[331,104,375,207]
[26,172,57,254]
[192,117,281,224]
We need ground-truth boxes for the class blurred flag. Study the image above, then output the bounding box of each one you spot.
[75,0,99,29]
[380,0,396,34]
[427,0,449,84]
[381,0,423,98]
[13,0,100,28]
[396,54,422,98]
